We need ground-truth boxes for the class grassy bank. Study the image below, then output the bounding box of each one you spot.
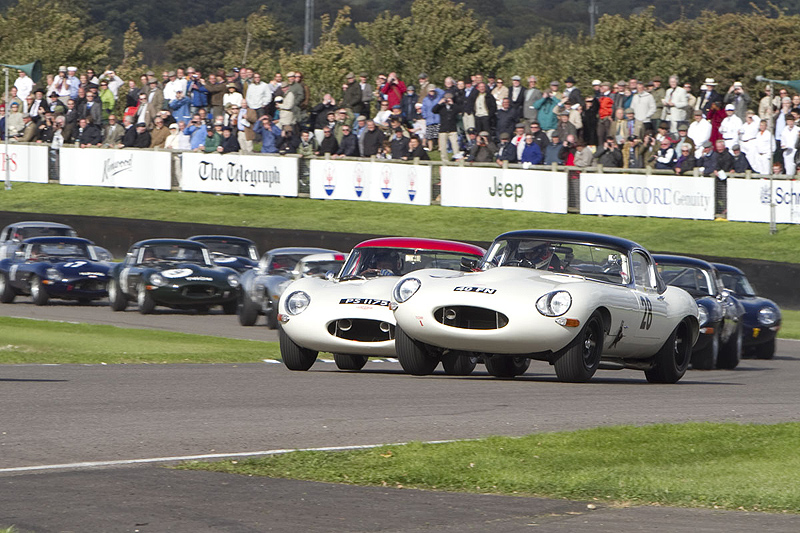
[2,183,800,263]
[178,422,800,513]
[0,317,278,364]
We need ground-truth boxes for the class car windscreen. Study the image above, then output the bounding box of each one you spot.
[658,264,714,297]
[17,227,76,239]
[28,242,92,260]
[300,260,345,278]
[267,254,310,274]
[340,247,478,279]
[480,238,629,285]
[717,271,756,296]
[199,240,256,260]
[138,245,211,266]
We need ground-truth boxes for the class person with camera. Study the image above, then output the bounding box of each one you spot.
[183,113,208,150]
[723,82,751,121]
[467,130,496,163]
[380,72,406,110]
[495,132,517,165]
[594,136,623,168]
[432,92,461,160]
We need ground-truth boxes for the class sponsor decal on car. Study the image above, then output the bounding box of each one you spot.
[454,286,497,294]
[339,298,390,306]
[79,272,105,277]
[186,276,213,281]
[213,257,237,263]
[161,268,193,278]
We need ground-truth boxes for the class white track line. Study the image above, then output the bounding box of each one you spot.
[0,440,460,474]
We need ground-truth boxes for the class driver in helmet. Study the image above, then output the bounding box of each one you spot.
[367,251,400,276]
[141,248,157,263]
[520,242,562,270]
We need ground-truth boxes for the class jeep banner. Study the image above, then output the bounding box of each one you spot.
[309,160,431,205]
[727,177,800,224]
[3,144,49,183]
[181,152,298,197]
[440,167,568,213]
[580,173,715,219]
[59,147,171,190]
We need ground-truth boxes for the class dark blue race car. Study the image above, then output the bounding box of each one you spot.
[0,236,110,305]
[188,235,259,273]
[714,263,781,359]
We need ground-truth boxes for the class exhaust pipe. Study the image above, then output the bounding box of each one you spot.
[379,321,391,333]
[337,319,352,332]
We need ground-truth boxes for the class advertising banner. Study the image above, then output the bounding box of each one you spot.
[181,152,298,197]
[727,178,800,224]
[59,148,171,190]
[580,173,715,219]
[440,167,568,213]
[3,144,48,183]
[309,159,431,205]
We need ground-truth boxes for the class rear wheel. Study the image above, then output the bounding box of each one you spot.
[691,330,718,370]
[137,282,156,314]
[221,299,238,315]
[484,356,530,378]
[279,328,318,371]
[396,327,440,375]
[645,320,692,384]
[30,276,49,306]
[717,323,742,370]
[265,307,279,329]
[755,338,776,360]
[238,295,259,326]
[554,315,604,382]
[333,353,368,371]
[441,351,477,376]
[108,279,128,311]
[0,273,16,303]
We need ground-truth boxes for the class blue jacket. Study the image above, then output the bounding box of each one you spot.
[544,142,563,165]
[421,89,445,125]
[169,96,192,125]
[520,142,543,165]
[184,123,207,150]
[253,120,282,153]
[187,81,209,108]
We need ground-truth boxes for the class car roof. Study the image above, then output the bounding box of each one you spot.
[265,247,339,255]
[353,237,485,256]
[653,254,714,270]
[4,221,75,230]
[188,235,256,245]
[133,238,208,248]
[299,252,346,262]
[712,263,744,275]
[22,236,94,245]
[495,230,643,252]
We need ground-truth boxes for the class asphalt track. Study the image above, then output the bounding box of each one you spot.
[2,300,800,531]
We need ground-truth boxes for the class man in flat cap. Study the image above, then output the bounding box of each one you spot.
[342,71,363,116]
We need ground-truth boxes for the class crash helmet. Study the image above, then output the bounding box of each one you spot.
[521,242,553,269]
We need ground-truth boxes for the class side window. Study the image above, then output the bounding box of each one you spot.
[632,251,654,290]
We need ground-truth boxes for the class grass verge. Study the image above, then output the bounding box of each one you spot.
[3,183,800,263]
[778,309,800,339]
[177,422,800,513]
[0,316,279,364]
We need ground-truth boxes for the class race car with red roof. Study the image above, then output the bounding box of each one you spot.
[277,237,485,372]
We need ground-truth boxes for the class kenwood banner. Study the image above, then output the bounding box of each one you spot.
[59,147,171,190]
[309,160,431,205]
[580,173,715,219]
[3,144,48,183]
[181,152,298,197]
[440,167,568,213]
[727,177,800,224]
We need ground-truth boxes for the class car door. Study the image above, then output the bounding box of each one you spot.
[629,250,671,348]
[118,247,142,296]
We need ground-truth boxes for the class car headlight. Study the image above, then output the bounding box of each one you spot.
[393,278,421,303]
[536,290,572,317]
[285,291,311,315]
[149,272,167,287]
[227,273,240,288]
[46,268,60,280]
[758,306,778,326]
[697,305,709,327]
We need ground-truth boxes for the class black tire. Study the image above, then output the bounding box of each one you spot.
[441,351,477,375]
[279,328,318,371]
[195,306,211,315]
[265,307,279,329]
[137,282,156,314]
[108,279,128,311]
[221,299,238,315]
[645,320,692,384]
[717,323,742,370]
[484,356,531,378]
[238,296,259,326]
[30,276,49,306]
[0,272,16,303]
[396,327,440,375]
[755,338,776,360]
[691,330,718,370]
[554,315,604,382]
[333,353,368,371]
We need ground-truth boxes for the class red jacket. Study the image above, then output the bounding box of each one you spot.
[598,95,614,119]
[381,80,406,109]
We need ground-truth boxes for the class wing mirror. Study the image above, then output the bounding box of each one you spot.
[461,257,478,271]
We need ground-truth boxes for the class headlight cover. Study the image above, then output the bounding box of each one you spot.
[697,305,709,327]
[758,306,778,326]
[46,268,60,280]
[394,278,421,303]
[536,290,572,317]
[227,273,240,288]
[149,272,167,287]
[285,291,311,315]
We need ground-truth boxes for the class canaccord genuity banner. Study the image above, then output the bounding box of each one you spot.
[181,152,298,196]
[309,159,431,205]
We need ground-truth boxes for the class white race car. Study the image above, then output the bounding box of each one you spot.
[391,230,700,383]
[277,237,486,372]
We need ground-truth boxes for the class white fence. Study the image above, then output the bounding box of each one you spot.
[727,177,800,223]
[440,167,568,213]
[3,144,48,183]
[309,159,431,205]
[181,152,298,197]
[60,147,171,190]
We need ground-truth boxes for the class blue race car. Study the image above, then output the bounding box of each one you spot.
[0,236,110,305]
[714,263,781,359]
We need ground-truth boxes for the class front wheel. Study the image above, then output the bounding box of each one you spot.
[238,296,259,326]
[396,327,440,375]
[754,338,776,360]
[441,351,477,375]
[554,315,604,382]
[137,283,156,314]
[691,330,718,370]
[279,328,318,371]
[30,276,49,306]
[484,356,530,378]
[0,272,16,303]
[333,353,368,371]
[221,299,238,315]
[108,279,128,311]
[717,323,742,370]
[645,320,692,384]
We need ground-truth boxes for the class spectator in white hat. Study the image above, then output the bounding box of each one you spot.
[719,103,743,151]
[697,78,723,113]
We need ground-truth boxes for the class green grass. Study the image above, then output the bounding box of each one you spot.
[0,316,279,364]
[3,183,800,263]
[178,422,800,513]
[780,309,800,339]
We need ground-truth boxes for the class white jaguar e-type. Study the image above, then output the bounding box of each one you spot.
[277,237,485,372]
[391,230,700,383]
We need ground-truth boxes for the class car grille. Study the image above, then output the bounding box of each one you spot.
[327,319,394,342]
[181,284,221,299]
[73,279,107,292]
[434,306,509,330]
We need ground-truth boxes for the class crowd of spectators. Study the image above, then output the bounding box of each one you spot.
[0,64,794,174]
